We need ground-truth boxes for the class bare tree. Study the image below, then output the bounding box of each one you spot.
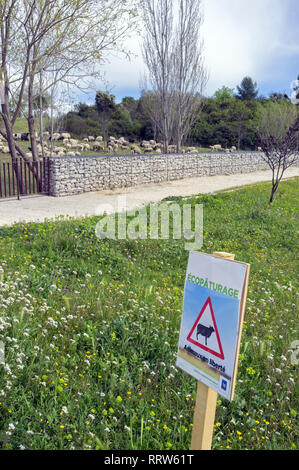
[142,0,175,153]
[142,0,207,153]
[172,0,207,152]
[257,101,298,204]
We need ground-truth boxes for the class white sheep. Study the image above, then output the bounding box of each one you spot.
[92,143,105,152]
[61,133,71,139]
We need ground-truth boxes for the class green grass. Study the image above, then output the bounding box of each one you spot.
[0,178,298,450]
[0,144,215,164]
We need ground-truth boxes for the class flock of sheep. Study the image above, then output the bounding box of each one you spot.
[0,132,262,158]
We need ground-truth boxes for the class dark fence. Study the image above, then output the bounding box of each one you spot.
[0,158,50,199]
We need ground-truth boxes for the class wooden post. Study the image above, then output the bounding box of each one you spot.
[190,251,235,450]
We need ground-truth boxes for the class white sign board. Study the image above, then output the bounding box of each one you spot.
[176,252,249,400]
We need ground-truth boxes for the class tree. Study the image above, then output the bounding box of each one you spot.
[236,76,258,101]
[257,101,298,204]
[269,92,289,102]
[142,0,207,153]
[231,100,253,150]
[95,91,117,140]
[214,87,235,107]
[0,0,141,169]
[142,0,175,153]
[171,0,207,152]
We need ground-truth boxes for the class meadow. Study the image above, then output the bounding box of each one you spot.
[0,178,298,450]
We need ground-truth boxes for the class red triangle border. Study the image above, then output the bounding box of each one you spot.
[186,297,225,360]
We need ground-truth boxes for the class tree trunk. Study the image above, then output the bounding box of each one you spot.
[39,71,45,159]
[28,74,39,162]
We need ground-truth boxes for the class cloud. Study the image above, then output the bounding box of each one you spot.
[202,0,292,94]
[93,0,299,100]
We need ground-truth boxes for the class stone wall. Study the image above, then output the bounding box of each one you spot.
[47,152,278,197]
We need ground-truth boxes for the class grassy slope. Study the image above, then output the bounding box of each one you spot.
[0,179,298,450]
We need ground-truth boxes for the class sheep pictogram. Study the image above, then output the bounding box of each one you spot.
[196,323,215,346]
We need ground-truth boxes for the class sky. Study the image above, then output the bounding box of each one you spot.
[76,0,299,105]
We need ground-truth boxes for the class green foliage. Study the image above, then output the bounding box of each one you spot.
[190,92,258,149]
[0,179,298,450]
[214,86,235,106]
[57,83,293,149]
[256,100,298,140]
[236,77,259,101]
[64,112,89,137]
[95,91,116,115]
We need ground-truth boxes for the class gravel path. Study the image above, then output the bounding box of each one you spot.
[0,167,298,226]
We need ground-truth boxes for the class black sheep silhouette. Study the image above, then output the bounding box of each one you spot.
[196,323,215,346]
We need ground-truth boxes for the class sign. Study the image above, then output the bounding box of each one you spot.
[176,252,249,400]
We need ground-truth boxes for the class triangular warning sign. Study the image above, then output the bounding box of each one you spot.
[187,297,225,360]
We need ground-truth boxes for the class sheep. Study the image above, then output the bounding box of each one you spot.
[13,133,22,140]
[196,324,215,346]
[119,140,129,148]
[60,133,71,139]
[131,144,141,153]
[92,143,105,152]
[167,145,176,153]
[96,136,103,142]
[21,133,29,141]
[2,146,10,154]
[132,147,142,155]
[88,136,95,142]
[210,144,222,151]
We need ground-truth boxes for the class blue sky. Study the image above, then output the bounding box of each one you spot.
[74,0,299,105]
[178,281,240,377]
